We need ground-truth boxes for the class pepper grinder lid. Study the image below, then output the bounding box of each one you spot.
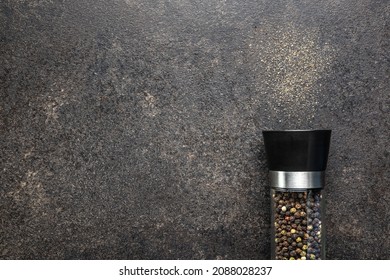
[262,130,331,190]
[262,130,331,171]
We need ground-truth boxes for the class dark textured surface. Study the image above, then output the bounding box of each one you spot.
[0,0,389,259]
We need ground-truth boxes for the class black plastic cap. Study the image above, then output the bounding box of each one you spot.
[262,130,331,171]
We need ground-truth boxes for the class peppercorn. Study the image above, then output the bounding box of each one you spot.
[290,208,297,213]
[296,237,302,243]
[290,251,297,257]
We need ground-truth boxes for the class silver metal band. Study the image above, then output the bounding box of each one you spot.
[269,171,324,190]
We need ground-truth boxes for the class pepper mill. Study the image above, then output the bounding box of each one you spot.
[262,130,331,260]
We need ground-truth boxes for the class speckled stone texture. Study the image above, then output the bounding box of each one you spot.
[0,0,389,260]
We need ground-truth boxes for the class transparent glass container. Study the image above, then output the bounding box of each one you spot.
[271,189,325,260]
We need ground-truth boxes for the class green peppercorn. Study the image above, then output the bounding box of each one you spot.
[296,237,302,243]
[290,207,297,213]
